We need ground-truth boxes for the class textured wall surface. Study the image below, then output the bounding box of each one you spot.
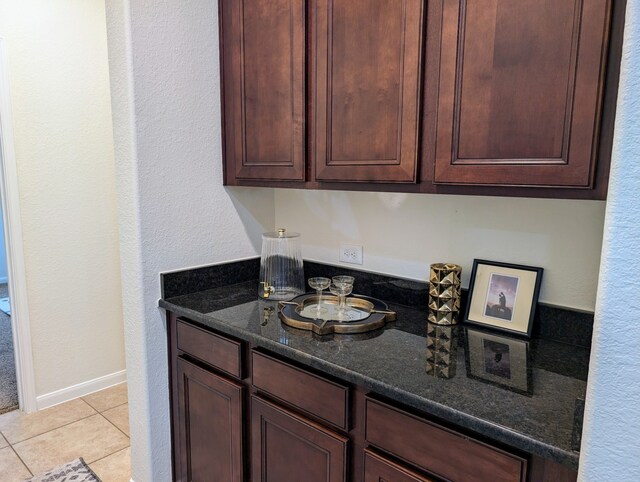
[105,0,275,480]
[275,191,605,310]
[0,0,125,396]
[579,1,640,480]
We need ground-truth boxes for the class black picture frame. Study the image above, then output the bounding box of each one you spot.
[463,259,543,338]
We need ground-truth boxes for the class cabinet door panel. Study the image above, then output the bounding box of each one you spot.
[251,396,348,482]
[177,358,243,482]
[221,0,306,181]
[313,0,424,182]
[433,0,611,187]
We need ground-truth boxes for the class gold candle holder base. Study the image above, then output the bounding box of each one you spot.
[426,323,457,379]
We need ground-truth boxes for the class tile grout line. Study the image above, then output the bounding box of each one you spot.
[10,412,129,475]
[2,411,98,447]
[8,443,33,476]
[0,397,98,444]
[0,390,129,476]
[98,411,130,441]
[0,397,128,446]
[100,400,129,414]
[81,396,104,413]
[10,412,130,476]
[88,444,130,467]
[82,394,128,414]
[81,415,130,467]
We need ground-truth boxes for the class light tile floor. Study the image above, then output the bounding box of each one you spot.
[0,383,130,481]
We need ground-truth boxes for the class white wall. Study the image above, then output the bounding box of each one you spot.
[275,190,605,310]
[0,0,125,398]
[579,1,640,479]
[104,0,275,480]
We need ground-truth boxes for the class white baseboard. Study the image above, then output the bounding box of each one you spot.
[36,369,127,411]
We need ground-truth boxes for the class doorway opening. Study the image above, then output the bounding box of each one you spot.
[0,216,14,413]
[0,37,36,413]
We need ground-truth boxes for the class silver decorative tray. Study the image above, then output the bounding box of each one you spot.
[278,293,395,336]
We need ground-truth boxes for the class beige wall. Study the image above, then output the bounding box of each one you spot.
[0,0,124,397]
[275,190,606,311]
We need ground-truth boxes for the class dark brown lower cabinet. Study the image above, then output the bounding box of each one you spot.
[176,358,244,482]
[364,449,434,482]
[168,315,578,482]
[251,396,348,482]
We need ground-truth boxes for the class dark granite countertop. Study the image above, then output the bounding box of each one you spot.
[160,277,588,470]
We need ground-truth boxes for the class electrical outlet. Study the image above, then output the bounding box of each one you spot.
[339,244,363,265]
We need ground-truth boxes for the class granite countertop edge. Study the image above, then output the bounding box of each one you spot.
[159,298,580,470]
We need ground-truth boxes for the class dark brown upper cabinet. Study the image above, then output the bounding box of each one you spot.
[432,0,612,188]
[312,0,424,183]
[220,0,306,181]
[219,0,622,198]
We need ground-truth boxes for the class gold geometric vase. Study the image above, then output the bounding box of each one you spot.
[428,263,462,325]
[426,323,457,379]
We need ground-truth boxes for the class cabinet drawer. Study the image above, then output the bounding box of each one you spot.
[251,350,349,430]
[176,319,242,378]
[365,399,526,482]
[364,449,434,482]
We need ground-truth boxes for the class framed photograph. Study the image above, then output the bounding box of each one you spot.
[464,259,543,337]
[465,328,531,395]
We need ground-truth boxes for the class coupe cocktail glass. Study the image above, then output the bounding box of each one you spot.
[330,277,354,320]
[308,277,331,315]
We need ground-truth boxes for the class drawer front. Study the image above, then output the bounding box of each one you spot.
[365,399,526,482]
[251,350,349,430]
[176,319,242,378]
[364,449,434,482]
